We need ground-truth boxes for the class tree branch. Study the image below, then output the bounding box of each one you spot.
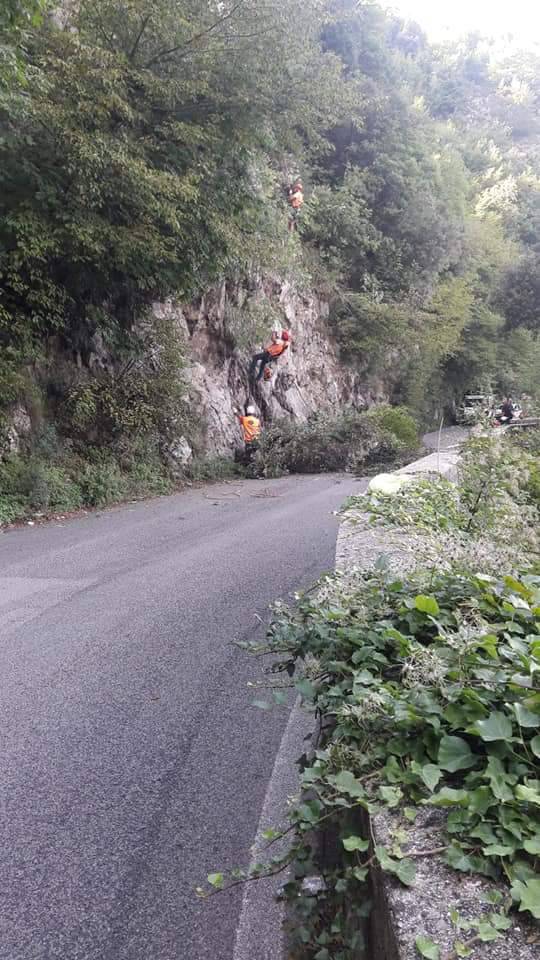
[143,0,247,69]
[203,854,295,897]
[128,13,152,62]
[406,845,448,858]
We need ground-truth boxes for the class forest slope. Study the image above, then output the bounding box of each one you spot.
[1,0,539,494]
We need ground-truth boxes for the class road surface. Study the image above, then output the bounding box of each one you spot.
[0,472,362,960]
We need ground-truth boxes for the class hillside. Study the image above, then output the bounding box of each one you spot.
[1,0,540,510]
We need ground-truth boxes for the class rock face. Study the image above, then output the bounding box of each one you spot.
[155,276,384,456]
[3,405,32,456]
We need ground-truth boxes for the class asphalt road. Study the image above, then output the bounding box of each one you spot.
[0,472,362,960]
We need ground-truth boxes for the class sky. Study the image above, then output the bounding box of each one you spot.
[383,0,540,49]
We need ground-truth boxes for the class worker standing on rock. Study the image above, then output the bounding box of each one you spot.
[234,404,261,464]
[249,329,290,383]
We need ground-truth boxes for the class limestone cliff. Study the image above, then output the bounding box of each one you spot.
[155,276,386,458]
[3,275,387,463]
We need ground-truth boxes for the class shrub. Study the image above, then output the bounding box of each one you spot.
[0,494,26,524]
[256,568,540,953]
[255,407,420,477]
[509,428,540,511]
[77,460,128,507]
[0,455,82,512]
[125,461,173,498]
[30,464,83,512]
[365,403,419,452]
[187,456,242,482]
[526,460,540,510]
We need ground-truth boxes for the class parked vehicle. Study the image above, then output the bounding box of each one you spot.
[456,394,493,425]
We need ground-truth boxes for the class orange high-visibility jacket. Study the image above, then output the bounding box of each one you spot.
[238,415,261,443]
[265,339,289,358]
[289,188,304,209]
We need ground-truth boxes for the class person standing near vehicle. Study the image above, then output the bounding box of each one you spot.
[500,397,515,422]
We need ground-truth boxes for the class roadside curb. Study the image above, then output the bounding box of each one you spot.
[232,697,309,960]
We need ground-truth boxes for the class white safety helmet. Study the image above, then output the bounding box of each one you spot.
[246,405,256,416]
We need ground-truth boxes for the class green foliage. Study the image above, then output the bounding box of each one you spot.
[224,297,284,353]
[0,0,45,31]
[0,0,47,84]
[208,434,539,955]
[0,0,348,403]
[0,491,26,524]
[64,320,187,447]
[254,406,420,477]
[76,459,128,508]
[0,455,82,513]
[212,565,540,954]
[186,456,242,483]
[2,0,540,503]
[364,404,419,451]
[360,434,539,573]
[0,436,180,522]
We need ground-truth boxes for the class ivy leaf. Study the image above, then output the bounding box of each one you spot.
[427,787,468,807]
[504,575,529,596]
[468,786,493,815]
[415,935,440,959]
[523,835,540,855]
[343,835,369,852]
[454,941,472,957]
[488,912,512,931]
[484,755,514,802]
[476,633,499,658]
[414,595,440,616]
[482,890,503,905]
[513,702,539,727]
[328,770,366,798]
[438,735,476,772]
[476,921,500,942]
[419,764,442,792]
[375,845,394,871]
[354,669,375,685]
[376,847,416,886]
[473,711,513,741]
[530,735,540,758]
[395,858,416,886]
[515,784,540,806]
[511,877,540,918]
[207,873,224,888]
[379,785,403,807]
[483,843,514,856]
[261,828,280,841]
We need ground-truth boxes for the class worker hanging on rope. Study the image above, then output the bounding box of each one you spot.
[233,403,261,465]
[249,328,291,383]
[287,177,304,231]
